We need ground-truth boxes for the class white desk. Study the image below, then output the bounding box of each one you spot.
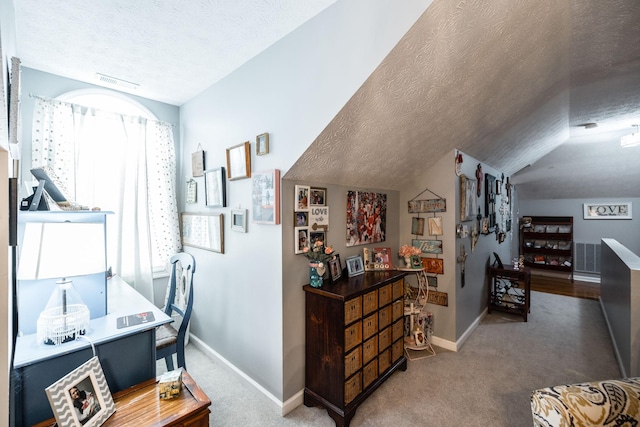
[13,275,172,426]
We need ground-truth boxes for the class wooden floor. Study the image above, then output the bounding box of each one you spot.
[531,273,600,300]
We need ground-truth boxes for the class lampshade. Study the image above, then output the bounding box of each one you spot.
[18,222,106,280]
[18,221,106,345]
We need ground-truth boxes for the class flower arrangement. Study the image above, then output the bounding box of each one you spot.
[303,240,335,265]
[399,244,421,258]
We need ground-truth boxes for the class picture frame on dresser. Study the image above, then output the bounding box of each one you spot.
[328,254,342,282]
[45,356,115,427]
[345,255,365,277]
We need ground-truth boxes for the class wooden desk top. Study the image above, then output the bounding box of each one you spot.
[34,370,211,427]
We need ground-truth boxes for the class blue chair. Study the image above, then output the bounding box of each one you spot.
[155,253,195,371]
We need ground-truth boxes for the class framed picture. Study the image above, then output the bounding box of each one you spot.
[204,167,226,207]
[256,133,269,156]
[181,212,224,253]
[45,356,115,427]
[310,187,326,206]
[295,211,308,226]
[583,202,632,219]
[459,174,477,222]
[411,217,425,235]
[309,205,329,231]
[422,257,444,274]
[329,254,342,282]
[295,226,309,254]
[363,247,392,271]
[346,255,365,277]
[410,255,422,269]
[428,216,443,236]
[225,141,251,181]
[412,239,443,254]
[346,190,387,247]
[427,275,438,288]
[295,185,310,211]
[252,169,280,224]
[231,209,247,232]
[310,230,325,244]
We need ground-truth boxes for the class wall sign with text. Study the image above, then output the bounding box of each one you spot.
[583,202,632,220]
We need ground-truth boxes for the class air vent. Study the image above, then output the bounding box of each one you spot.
[575,242,601,274]
[96,73,139,90]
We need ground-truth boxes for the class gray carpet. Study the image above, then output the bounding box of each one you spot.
[157,291,620,426]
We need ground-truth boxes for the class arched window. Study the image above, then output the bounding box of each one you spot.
[31,89,180,300]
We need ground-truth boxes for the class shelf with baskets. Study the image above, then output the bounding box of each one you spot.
[520,216,573,281]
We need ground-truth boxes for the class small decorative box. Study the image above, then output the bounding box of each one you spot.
[158,368,183,400]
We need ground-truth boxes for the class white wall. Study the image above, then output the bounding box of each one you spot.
[179,0,432,403]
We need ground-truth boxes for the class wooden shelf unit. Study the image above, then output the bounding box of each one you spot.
[303,270,408,427]
[520,216,573,281]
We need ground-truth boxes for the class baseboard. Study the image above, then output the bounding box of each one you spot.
[573,273,601,283]
[428,307,487,352]
[188,334,299,416]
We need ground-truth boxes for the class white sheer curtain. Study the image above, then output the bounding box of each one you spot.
[31,96,180,302]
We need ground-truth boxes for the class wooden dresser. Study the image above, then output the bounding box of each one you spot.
[34,370,211,427]
[303,270,407,427]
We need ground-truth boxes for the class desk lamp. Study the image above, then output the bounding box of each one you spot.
[18,221,106,345]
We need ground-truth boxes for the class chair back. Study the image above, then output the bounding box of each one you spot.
[163,253,196,338]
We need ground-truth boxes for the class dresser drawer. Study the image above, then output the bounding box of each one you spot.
[345,296,362,325]
[362,335,378,365]
[378,326,391,352]
[363,290,378,315]
[392,300,403,321]
[345,372,362,405]
[378,305,391,329]
[392,339,404,363]
[362,313,378,341]
[345,346,362,379]
[392,279,404,301]
[392,318,404,342]
[379,284,392,307]
[362,359,378,389]
[378,349,391,373]
[345,321,362,352]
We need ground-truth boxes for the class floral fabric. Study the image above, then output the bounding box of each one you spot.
[531,377,640,426]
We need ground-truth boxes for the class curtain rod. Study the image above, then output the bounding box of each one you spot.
[409,186,444,201]
[28,92,176,128]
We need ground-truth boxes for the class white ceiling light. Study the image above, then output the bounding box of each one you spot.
[620,125,640,148]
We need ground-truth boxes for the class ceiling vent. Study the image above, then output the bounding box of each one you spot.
[96,73,139,90]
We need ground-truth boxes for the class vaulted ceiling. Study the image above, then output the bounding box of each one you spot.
[13,0,640,199]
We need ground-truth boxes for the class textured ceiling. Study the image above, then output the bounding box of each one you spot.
[14,0,336,106]
[286,0,640,199]
[13,0,640,199]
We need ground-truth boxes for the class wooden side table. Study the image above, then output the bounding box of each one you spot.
[34,370,211,427]
[487,265,531,321]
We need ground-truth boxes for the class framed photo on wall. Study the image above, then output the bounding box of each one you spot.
[181,213,224,253]
[295,226,309,254]
[231,209,247,232]
[226,141,251,181]
[252,169,280,224]
[295,185,310,211]
[310,187,326,206]
[256,133,269,156]
[204,167,226,207]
